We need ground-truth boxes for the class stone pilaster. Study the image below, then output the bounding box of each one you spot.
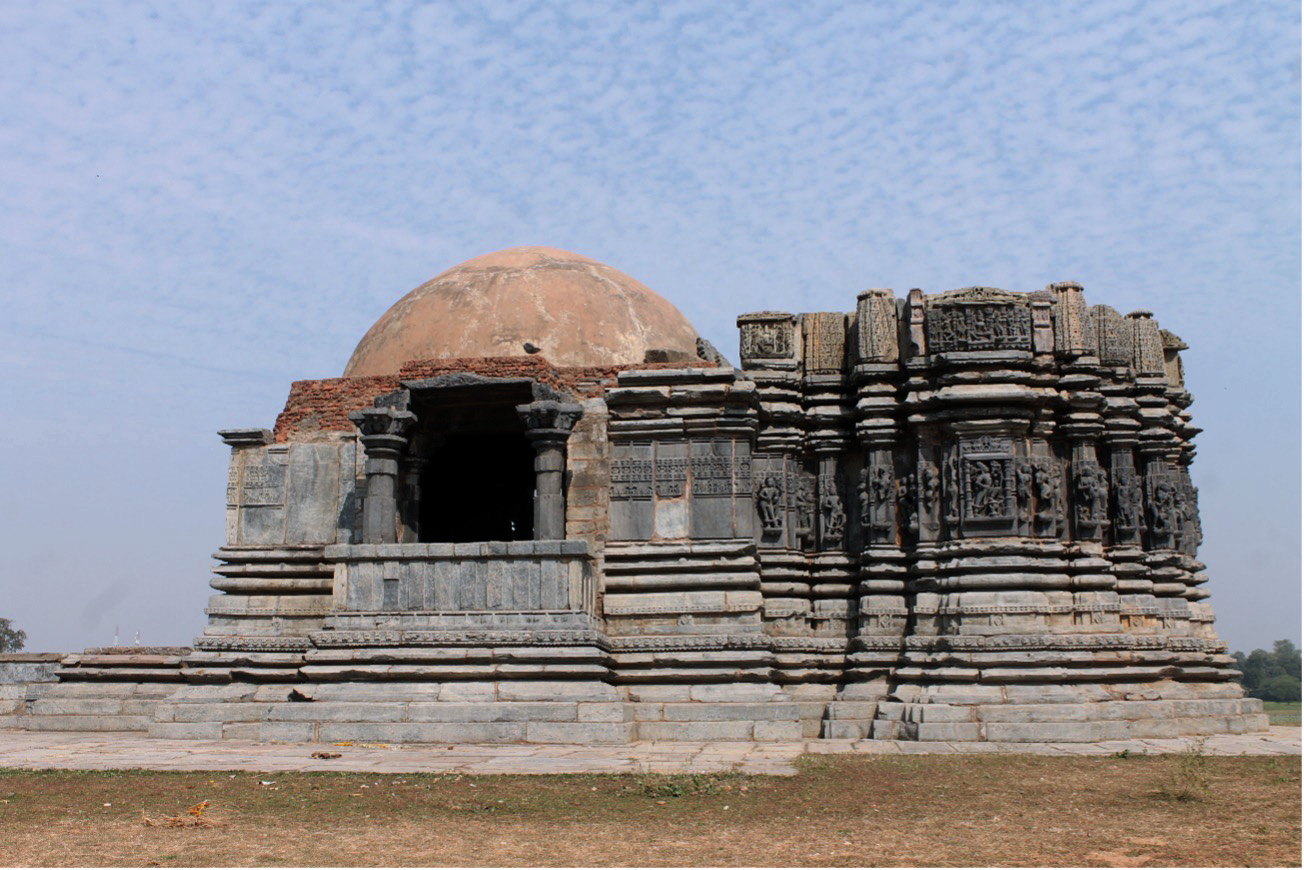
[516,401,584,541]
[349,407,417,545]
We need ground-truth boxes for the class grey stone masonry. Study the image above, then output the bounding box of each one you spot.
[7,278,1266,744]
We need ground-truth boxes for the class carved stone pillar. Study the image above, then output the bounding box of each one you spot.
[516,401,584,540]
[349,408,417,544]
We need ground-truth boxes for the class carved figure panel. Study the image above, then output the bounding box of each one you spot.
[1072,461,1109,540]
[654,456,688,498]
[1031,456,1063,538]
[738,312,797,362]
[755,472,784,534]
[1175,470,1202,556]
[1015,459,1034,536]
[818,472,846,548]
[1145,465,1178,550]
[926,294,1032,354]
[793,468,817,547]
[918,460,940,535]
[1110,462,1144,544]
[898,471,919,535]
[860,453,897,544]
[958,436,1017,535]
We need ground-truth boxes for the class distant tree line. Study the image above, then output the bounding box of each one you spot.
[1234,639,1301,702]
[0,617,25,653]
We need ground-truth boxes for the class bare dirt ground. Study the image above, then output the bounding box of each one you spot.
[1,753,1298,867]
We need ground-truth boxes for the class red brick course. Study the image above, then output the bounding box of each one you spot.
[272,356,716,442]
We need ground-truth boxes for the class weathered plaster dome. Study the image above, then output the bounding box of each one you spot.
[343,246,700,376]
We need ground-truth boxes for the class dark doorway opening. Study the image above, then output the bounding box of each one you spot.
[419,432,535,543]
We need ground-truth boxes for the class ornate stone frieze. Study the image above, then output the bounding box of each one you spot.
[194,636,311,652]
[654,456,688,498]
[925,288,1032,354]
[926,304,1033,354]
[611,450,653,500]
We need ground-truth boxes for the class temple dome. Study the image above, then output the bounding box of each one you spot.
[343,246,700,376]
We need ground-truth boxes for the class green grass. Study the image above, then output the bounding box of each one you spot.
[1263,701,1301,726]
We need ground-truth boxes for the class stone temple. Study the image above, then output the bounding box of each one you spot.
[2,246,1267,743]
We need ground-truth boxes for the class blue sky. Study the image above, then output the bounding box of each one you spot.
[1,0,1298,653]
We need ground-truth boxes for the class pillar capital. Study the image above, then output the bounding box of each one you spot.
[349,407,417,545]
[515,401,583,540]
[515,401,583,441]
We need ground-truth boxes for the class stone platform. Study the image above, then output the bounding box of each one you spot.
[0,728,1295,776]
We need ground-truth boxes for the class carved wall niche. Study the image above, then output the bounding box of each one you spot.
[925,288,1032,354]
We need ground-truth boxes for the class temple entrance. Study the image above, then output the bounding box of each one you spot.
[404,377,541,544]
[419,432,534,542]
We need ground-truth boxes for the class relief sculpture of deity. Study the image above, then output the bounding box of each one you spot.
[898,471,919,534]
[1073,462,1109,538]
[1112,466,1144,541]
[1015,459,1034,535]
[918,462,940,531]
[1032,458,1062,537]
[819,479,846,547]
[756,473,784,533]
[1148,473,1178,549]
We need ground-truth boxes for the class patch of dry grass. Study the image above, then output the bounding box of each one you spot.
[0,753,1298,867]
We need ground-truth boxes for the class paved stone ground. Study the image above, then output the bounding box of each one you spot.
[0,727,1297,775]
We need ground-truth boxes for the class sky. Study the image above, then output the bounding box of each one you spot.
[0,0,1298,654]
